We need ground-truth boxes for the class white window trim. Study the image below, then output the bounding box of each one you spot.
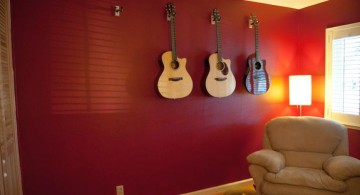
[325,22,360,130]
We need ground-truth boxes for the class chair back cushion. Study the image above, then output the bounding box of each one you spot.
[263,116,348,168]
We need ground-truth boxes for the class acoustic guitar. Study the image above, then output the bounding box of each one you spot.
[245,13,270,95]
[205,8,236,97]
[157,3,193,99]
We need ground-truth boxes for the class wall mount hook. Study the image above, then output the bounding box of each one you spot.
[249,17,254,28]
[114,5,123,16]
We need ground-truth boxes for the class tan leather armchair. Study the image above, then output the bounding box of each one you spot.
[247,116,360,195]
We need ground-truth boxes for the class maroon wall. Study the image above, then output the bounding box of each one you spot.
[297,0,360,158]
[10,0,359,194]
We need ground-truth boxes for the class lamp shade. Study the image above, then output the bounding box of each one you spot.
[289,75,312,105]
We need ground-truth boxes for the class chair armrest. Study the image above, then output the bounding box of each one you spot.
[247,149,285,173]
[323,156,360,180]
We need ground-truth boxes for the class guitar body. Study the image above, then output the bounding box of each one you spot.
[245,55,270,95]
[206,53,236,97]
[158,51,193,99]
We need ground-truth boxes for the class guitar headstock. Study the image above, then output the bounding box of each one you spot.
[166,3,176,21]
[211,8,221,24]
[249,13,259,28]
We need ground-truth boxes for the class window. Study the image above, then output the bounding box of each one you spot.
[325,22,360,130]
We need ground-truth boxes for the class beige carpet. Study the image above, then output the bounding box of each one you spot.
[180,179,256,195]
[224,189,256,195]
[223,184,256,195]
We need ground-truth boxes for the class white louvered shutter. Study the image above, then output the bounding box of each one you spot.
[325,22,360,129]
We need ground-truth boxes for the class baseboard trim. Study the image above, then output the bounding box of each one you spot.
[179,178,254,195]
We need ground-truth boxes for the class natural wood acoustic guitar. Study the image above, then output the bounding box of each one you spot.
[245,13,270,95]
[157,3,193,99]
[206,8,236,97]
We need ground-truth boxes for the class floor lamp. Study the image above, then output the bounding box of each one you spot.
[289,75,312,116]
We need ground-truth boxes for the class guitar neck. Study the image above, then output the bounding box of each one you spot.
[254,24,260,61]
[216,20,222,62]
[170,17,177,61]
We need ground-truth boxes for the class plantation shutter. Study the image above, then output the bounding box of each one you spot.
[0,0,23,193]
[331,36,360,115]
[325,22,360,129]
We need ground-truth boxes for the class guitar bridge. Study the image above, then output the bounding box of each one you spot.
[215,77,227,81]
[169,77,183,81]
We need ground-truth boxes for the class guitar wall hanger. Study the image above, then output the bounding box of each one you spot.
[210,9,217,25]
[113,5,123,16]
[249,14,255,28]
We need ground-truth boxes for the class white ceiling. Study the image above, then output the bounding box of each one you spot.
[245,0,329,9]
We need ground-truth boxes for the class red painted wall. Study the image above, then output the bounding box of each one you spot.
[297,0,360,158]
[10,0,359,194]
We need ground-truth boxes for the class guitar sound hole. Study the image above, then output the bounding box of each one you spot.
[171,61,179,70]
[255,62,262,70]
[216,61,225,70]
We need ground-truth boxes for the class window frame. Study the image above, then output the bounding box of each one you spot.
[325,22,360,130]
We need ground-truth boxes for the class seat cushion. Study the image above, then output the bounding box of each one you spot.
[280,150,332,169]
[264,167,347,192]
